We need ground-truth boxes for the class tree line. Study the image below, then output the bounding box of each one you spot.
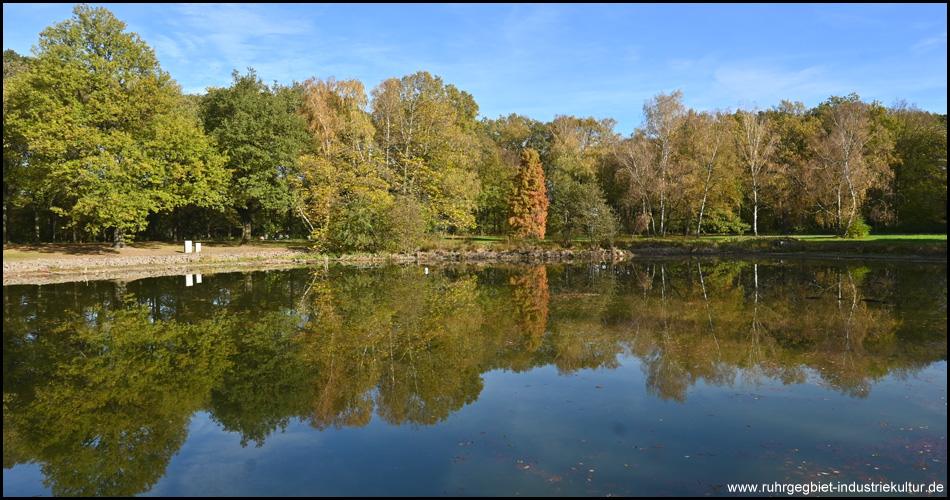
[3,5,946,249]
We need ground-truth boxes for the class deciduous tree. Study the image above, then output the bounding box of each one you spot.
[734,106,776,236]
[4,5,227,247]
[887,102,947,232]
[807,95,894,237]
[682,109,738,236]
[370,71,481,233]
[199,69,309,242]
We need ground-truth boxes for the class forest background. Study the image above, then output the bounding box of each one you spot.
[3,5,946,252]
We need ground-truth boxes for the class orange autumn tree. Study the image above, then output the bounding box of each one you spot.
[508,148,550,239]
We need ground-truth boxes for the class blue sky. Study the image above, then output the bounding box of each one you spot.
[3,3,946,136]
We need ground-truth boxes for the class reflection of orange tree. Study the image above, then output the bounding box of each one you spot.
[510,265,550,354]
[3,301,233,497]
[2,262,934,496]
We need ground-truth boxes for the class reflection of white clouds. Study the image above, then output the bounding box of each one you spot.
[143,412,328,497]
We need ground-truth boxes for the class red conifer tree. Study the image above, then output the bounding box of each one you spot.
[508,148,549,239]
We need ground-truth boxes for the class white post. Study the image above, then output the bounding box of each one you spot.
[195,242,202,253]
[185,240,193,253]
[196,273,202,284]
[186,274,194,286]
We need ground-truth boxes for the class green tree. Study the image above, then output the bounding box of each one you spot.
[2,49,33,243]
[549,178,619,247]
[888,102,947,232]
[546,115,620,244]
[370,71,481,233]
[199,69,309,242]
[3,5,226,247]
[508,148,549,239]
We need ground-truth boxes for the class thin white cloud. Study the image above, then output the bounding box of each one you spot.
[171,3,311,36]
[911,32,947,53]
[711,63,846,106]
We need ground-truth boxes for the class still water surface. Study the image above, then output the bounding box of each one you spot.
[3,259,946,496]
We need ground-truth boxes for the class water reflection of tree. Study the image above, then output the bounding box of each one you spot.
[207,309,312,447]
[622,261,912,401]
[509,265,549,362]
[544,263,623,375]
[3,301,232,497]
[741,263,780,387]
[800,266,900,397]
[298,267,487,429]
[2,261,943,495]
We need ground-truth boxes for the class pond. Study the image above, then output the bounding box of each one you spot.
[2,259,947,496]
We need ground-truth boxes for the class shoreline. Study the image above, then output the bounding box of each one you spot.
[4,244,945,286]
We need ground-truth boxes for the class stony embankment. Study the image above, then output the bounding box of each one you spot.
[5,237,943,286]
[347,247,632,264]
[2,247,633,286]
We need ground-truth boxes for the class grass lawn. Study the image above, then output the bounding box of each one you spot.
[794,234,947,243]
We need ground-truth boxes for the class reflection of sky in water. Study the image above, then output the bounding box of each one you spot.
[3,262,947,496]
[2,463,46,497]
[5,358,947,496]
[133,359,944,497]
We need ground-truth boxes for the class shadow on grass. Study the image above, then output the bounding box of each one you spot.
[5,243,121,256]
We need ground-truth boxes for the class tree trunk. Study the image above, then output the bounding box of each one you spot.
[33,204,41,244]
[173,207,180,242]
[2,182,8,244]
[753,202,759,237]
[696,185,709,238]
[113,227,126,248]
[241,214,252,244]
